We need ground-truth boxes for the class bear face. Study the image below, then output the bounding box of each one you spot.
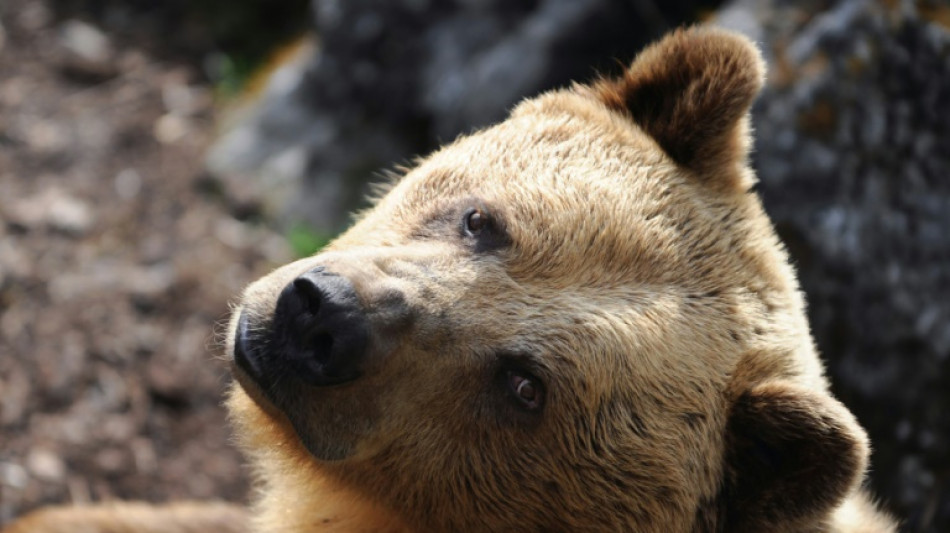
[227,28,893,532]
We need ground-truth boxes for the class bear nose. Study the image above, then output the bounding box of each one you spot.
[265,266,370,386]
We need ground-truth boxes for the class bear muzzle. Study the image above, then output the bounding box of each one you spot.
[235,265,378,389]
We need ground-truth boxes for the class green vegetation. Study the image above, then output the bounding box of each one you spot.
[287,223,332,258]
[191,0,311,96]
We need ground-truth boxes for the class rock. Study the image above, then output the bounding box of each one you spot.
[153,113,193,144]
[57,19,117,80]
[718,0,950,529]
[0,360,30,426]
[26,448,66,483]
[59,20,111,64]
[4,186,95,235]
[94,448,130,474]
[0,234,31,282]
[205,0,715,234]
[114,168,142,200]
[18,1,52,32]
[130,438,158,474]
[0,462,28,489]
[161,83,211,117]
[23,119,69,153]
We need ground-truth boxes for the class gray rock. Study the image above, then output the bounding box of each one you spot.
[4,186,95,235]
[720,0,950,529]
[57,19,117,79]
[58,20,112,64]
[206,0,711,233]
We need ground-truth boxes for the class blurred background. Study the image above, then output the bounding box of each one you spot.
[0,0,947,530]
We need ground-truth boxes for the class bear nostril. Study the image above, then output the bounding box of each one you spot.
[293,275,325,316]
[311,332,334,357]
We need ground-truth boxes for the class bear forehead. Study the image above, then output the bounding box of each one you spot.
[365,89,769,293]
[399,90,668,208]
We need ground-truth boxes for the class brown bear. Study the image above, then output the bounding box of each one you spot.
[224,26,897,532]
[3,27,896,533]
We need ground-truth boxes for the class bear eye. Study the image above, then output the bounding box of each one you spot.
[507,370,545,412]
[462,207,490,236]
[457,203,510,252]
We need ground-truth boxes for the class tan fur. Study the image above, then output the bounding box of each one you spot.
[2,27,897,533]
[225,26,896,532]
[1,502,247,533]
[833,493,902,533]
[227,386,413,533]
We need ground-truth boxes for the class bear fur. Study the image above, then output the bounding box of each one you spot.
[225,27,896,533]
[2,27,896,533]
[1,502,248,533]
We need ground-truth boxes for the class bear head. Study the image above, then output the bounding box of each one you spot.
[227,27,878,532]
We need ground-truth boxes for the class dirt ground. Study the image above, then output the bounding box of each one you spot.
[0,1,293,524]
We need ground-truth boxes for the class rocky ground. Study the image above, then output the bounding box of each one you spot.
[0,0,293,523]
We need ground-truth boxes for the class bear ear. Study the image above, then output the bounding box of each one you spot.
[592,27,765,180]
[719,381,869,530]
